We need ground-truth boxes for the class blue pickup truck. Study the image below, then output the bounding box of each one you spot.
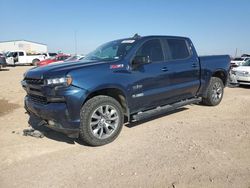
[22,35,230,146]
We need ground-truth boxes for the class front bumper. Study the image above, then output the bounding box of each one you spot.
[25,96,80,138]
[236,75,250,85]
[0,59,7,67]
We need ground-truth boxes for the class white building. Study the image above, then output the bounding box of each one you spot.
[0,40,47,53]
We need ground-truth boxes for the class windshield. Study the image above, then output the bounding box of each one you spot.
[6,52,13,57]
[242,60,250,66]
[65,56,77,62]
[64,55,82,62]
[84,39,135,61]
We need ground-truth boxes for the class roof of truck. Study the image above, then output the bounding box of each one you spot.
[118,35,190,43]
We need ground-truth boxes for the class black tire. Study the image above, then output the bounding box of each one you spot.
[32,59,40,66]
[79,95,124,146]
[202,77,224,106]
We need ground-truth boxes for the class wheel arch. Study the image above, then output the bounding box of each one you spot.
[201,69,227,98]
[83,87,129,119]
[212,69,228,86]
[32,58,40,62]
[32,58,40,65]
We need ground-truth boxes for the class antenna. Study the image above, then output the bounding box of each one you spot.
[74,30,77,55]
[133,33,141,39]
[234,48,238,57]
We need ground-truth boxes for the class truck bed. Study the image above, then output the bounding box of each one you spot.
[198,55,231,96]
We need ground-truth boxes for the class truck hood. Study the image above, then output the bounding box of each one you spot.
[25,60,108,79]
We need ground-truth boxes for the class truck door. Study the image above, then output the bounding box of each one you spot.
[6,52,14,65]
[18,51,26,64]
[129,39,170,112]
[162,38,200,103]
[12,52,19,64]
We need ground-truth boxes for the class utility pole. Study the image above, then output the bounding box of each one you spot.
[234,48,238,57]
[74,30,77,55]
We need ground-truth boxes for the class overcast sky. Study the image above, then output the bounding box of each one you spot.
[0,0,249,56]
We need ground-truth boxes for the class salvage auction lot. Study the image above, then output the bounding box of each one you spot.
[0,66,249,188]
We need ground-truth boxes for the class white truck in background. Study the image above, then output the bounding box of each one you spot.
[6,50,46,66]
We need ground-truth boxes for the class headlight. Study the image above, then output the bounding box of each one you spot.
[46,75,72,86]
[231,70,236,75]
[244,71,249,75]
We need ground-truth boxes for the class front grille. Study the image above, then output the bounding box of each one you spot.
[25,78,44,85]
[29,94,47,104]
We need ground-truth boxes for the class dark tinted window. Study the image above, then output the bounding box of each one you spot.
[136,39,164,62]
[49,53,57,57]
[27,53,41,56]
[18,52,24,56]
[167,39,190,60]
[233,58,243,61]
[57,56,69,61]
[12,52,18,57]
[241,54,250,57]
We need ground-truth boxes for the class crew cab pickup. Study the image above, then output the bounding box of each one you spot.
[6,50,45,66]
[22,35,230,146]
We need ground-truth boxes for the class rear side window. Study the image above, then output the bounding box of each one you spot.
[49,53,57,56]
[18,52,24,56]
[57,56,69,61]
[167,39,190,60]
[136,39,164,62]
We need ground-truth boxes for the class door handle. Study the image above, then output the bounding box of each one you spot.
[161,67,168,72]
[192,63,198,68]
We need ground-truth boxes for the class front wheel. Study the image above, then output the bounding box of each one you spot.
[79,95,124,146]
[202,77,224,106]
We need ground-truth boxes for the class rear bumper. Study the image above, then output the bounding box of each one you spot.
[25,96,80,138]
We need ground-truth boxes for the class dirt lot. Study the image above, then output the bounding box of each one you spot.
[0,66,249,188]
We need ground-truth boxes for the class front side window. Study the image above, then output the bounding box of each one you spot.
[167,39,190,60]
[136,39,164,62]
[12,52,18,57]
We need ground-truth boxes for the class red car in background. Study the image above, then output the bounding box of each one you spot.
[37,54,70,66]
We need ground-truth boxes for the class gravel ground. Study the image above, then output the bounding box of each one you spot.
[0,66,249,188]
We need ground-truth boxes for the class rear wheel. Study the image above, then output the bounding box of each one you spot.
[32,59,40,66]
[79,95,124,146]
[202,77,224,106]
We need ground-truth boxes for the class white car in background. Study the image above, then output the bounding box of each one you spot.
[231,57,250,67]
[54,55,85,64]
[232,60,250,85]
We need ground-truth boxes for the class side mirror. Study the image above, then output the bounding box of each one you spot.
[132,56,150,68]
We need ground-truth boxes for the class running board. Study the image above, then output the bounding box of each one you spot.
[132,98,201,122]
